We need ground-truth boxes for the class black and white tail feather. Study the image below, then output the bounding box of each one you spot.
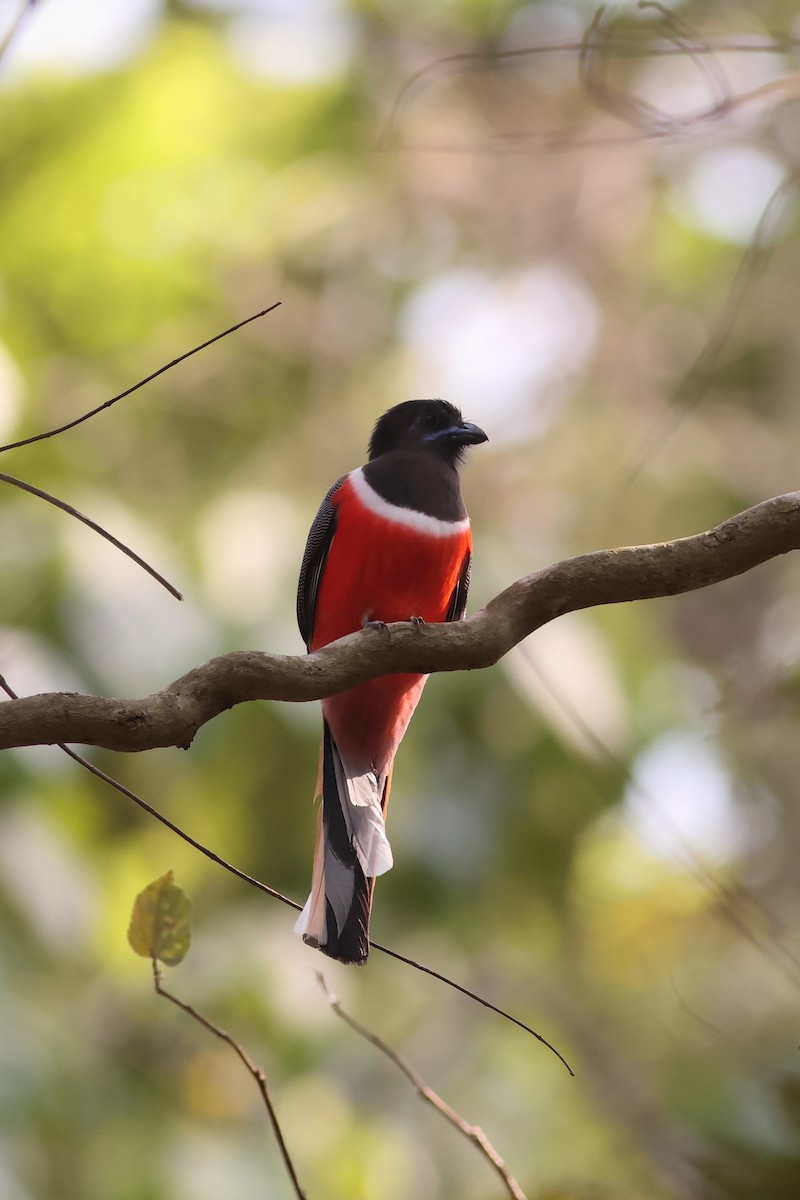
[294,722,393,963]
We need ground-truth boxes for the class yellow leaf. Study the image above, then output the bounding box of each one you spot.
[127,871,192,966]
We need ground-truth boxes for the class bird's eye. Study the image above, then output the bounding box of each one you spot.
[420,412,438,429]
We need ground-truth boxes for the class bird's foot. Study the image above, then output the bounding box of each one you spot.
[407,615,426,630]
[362,617,388,634]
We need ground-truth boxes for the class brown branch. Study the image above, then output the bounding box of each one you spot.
[1,491,799,753]
[317,973,528,1200]
[152,960,307,1200]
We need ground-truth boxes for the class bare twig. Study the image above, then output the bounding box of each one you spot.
[369,939,572,1074]
[0,307,283,599]
[618,171,797,489]
[0,469,183,600]
[381,13,800,150]
[517,647,800,992]
[2,491,800,753]
[0,674,288,898]
[152,959,307,1200]
[317,973,529,1200]
[0,672,570,1064]
[578,4,800,139]
[0,302,281,455]
[0,0,37,67]
[579,6,673,135]
[638,2,731,110]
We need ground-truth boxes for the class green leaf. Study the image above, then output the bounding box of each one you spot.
[127,871,192,966]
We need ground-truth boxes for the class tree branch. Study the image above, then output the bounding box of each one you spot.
[153,960,307,1200]
[2,492,799,752]
[317,973,528,1200]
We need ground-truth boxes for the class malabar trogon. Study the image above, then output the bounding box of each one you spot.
[294,399,487,963]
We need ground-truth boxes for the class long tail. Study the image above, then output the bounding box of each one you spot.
[294,722,393,964]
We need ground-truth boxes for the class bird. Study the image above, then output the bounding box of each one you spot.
[294,399,487,964]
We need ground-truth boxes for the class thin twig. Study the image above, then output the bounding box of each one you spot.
[638,2,731,111]
[0,469,183,600]
[152,959,307,1200]
[0,673,292,904]
[579,6,672,135]
[517,646,800,992]
[580,4,759,139]
[381,1,800,155]
[0,302,281,455]
[317,973,529,1200]
[618,171,797,490]
[382,26,800,147]
[0,0,37,66]
[368,938,573,1074]
[0,673,569,1065]
[0,306,283,598]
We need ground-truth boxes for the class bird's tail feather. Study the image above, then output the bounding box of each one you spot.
[294,722,392,964]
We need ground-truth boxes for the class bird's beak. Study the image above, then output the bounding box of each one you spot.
[423,420,489,447]
[452,420,488,446]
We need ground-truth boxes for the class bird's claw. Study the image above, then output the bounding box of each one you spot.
[362,616,425,634]
[363,618,388,634]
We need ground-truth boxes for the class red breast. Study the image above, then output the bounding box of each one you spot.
[310,469,472,773]
[310,469,473,652]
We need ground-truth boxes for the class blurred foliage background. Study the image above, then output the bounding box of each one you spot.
[2,0,800,1197]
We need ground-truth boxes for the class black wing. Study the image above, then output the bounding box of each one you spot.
[445,549,472,623]
[296,476,345,650]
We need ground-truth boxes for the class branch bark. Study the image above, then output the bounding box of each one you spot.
[2,492,799,753]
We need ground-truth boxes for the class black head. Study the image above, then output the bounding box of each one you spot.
[368,399,488,464]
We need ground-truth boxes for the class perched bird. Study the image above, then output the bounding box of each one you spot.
[294,399,487,964]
